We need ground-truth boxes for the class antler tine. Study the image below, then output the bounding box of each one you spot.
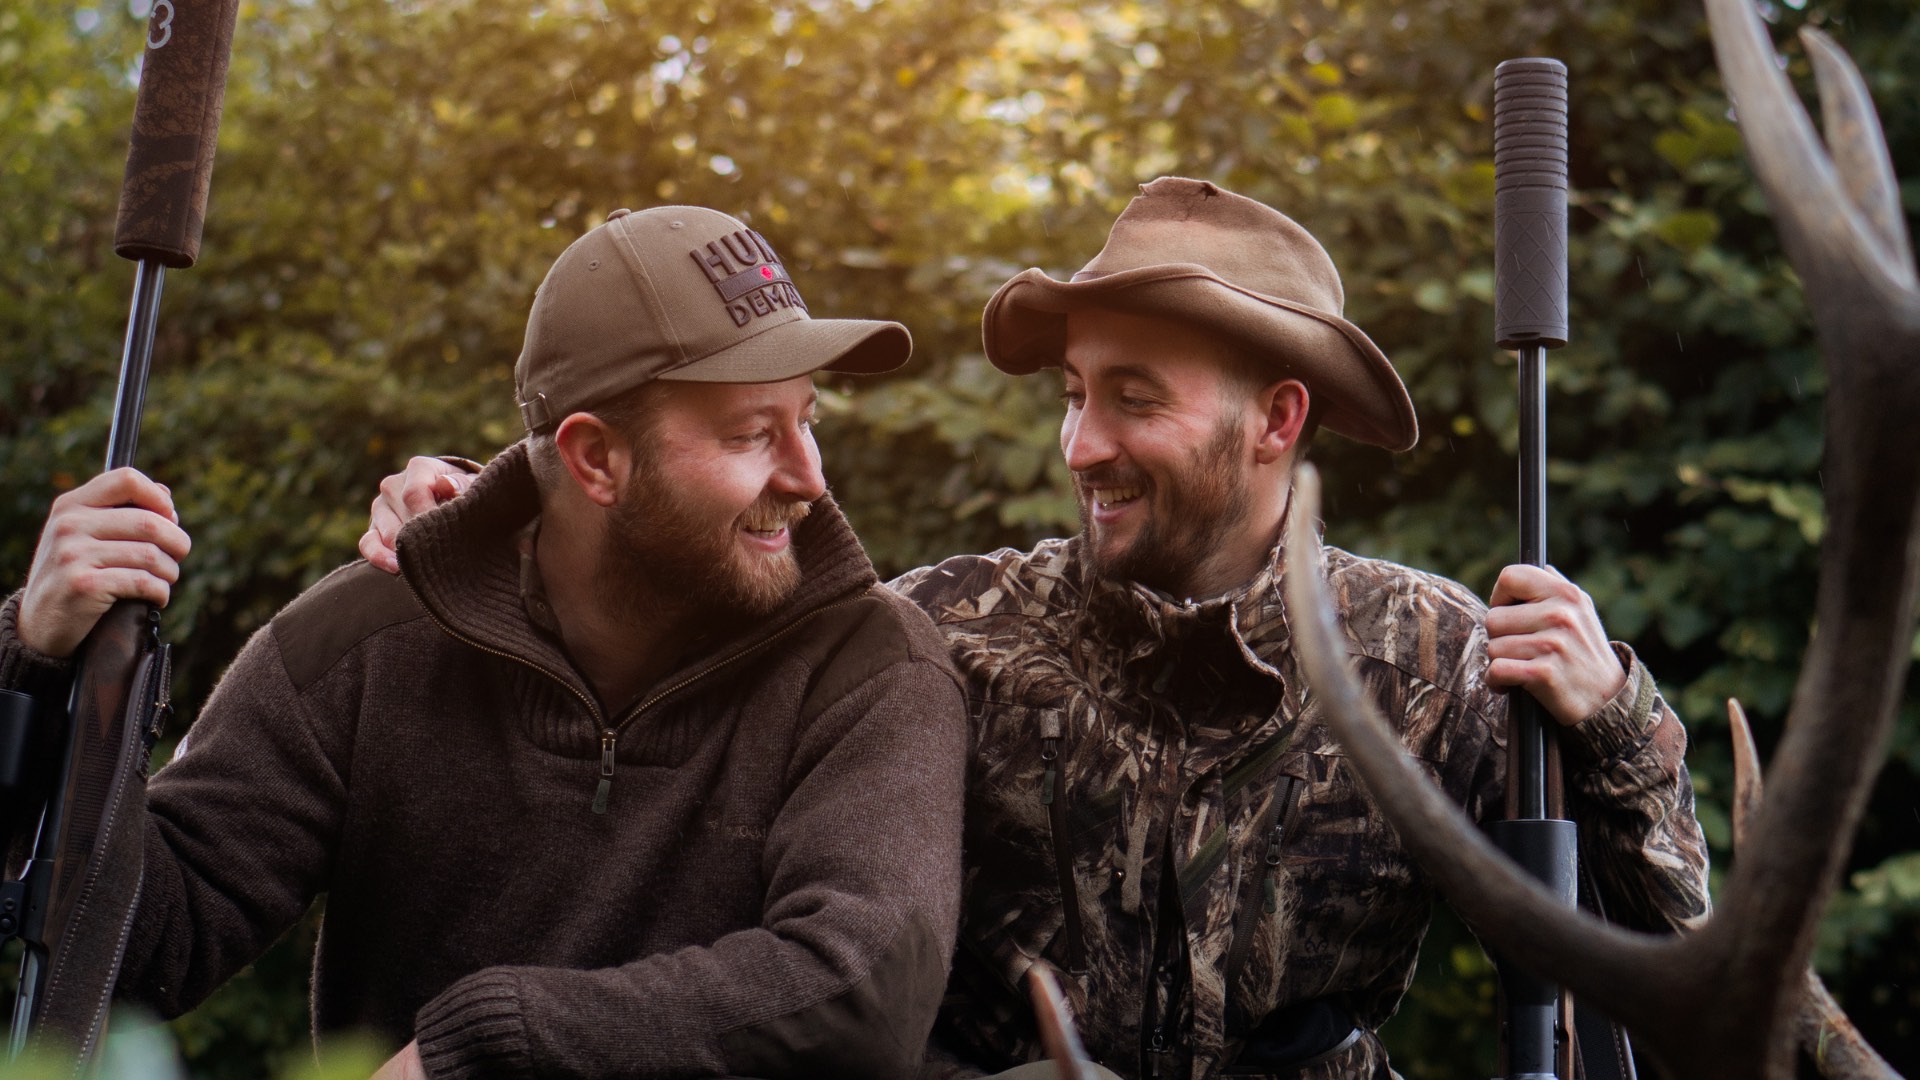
[1801,28,1917,291]
[1728,698,1763,851]
[1727,704,1904,1079]
[1701,0,1914,306]
[1280,466,1690,1037]
[1797,971,1904,1079]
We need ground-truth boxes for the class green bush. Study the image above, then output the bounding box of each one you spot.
[2,0,1915,1072]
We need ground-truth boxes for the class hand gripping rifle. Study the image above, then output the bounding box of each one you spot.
[0,0,239,1067]
[1486,58,1587,1080]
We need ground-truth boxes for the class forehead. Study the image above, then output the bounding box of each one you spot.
[1062,309,1244,388]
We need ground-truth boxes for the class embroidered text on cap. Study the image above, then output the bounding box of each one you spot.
[690,229,809,328]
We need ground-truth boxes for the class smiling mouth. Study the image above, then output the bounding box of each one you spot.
[740,514,794,539]
[1091,486,1144,509]
[740,500,811,540]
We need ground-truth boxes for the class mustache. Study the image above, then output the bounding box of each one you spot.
[739,496,813,532]
[1073,467,1150,494]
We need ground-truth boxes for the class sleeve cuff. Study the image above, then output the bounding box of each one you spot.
[1564,642,1660,769]
[415,968,532,1080]
[0,591,72,697]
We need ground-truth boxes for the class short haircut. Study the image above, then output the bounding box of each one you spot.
[1220,345,1324,454]
[527,382,670,495]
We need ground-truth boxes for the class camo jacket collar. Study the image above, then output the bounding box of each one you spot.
[1081,543,1291,681]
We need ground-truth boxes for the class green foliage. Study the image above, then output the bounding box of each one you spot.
[7,1006,388,1080]
[3,0,1918,1074]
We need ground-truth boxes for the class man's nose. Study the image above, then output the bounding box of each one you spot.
[1061,404,1117,473]
[771,425,827,503]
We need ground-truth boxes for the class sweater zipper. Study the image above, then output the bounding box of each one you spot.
[404,577,868,813]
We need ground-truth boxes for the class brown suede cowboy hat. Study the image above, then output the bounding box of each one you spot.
[981,177,1418,452]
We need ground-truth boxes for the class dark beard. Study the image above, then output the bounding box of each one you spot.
[1075,412,1251,596]
[598,458,808,634]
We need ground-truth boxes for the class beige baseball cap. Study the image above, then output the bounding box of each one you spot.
[514,205,912,431]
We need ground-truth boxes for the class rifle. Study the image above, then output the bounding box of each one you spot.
[0,0,240,1067]
[1485,57,1583,1080]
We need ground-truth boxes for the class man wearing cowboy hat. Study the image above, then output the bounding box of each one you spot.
[363,179,1710,1078]
[894,177,1710,1077]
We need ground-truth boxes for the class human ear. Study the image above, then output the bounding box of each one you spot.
[1252,380,1311,465]
[553,414,632,507]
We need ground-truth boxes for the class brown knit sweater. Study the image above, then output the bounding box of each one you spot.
[0,444,968,1079]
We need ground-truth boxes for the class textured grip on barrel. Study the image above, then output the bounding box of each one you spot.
[112,0,242,268]
[1494,58,1569,349]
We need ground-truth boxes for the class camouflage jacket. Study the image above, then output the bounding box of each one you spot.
[892,533,1710,1080]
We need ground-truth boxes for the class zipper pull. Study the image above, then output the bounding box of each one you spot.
[1262,809,1286,913]
[1040,736,1059,805]
[591,730,616,814]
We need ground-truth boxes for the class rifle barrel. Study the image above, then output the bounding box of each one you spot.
[1515,342,1549,821]
[1492,56,1575,1080]
[106,261,166,472]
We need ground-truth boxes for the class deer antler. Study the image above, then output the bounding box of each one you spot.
[1284,1,1920,1071]
[1283,469,1725,1066]
[1727,700,1901,1080]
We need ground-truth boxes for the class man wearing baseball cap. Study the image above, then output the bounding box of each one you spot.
[1,205,968,1078]
[366,180,1711,1078]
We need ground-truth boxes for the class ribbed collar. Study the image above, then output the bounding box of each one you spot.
[395,441,879,721]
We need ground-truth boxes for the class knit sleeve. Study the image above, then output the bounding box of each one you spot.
[414,654,968,1080]
[0,590,73,697]
[115,623,350,1016]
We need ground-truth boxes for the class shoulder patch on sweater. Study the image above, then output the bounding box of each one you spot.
[271,561,427,692]
[789,585,963,721]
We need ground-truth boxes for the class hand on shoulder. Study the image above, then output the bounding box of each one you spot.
[357,456,476,574]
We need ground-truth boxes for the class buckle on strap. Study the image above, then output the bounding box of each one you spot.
[519,393,553,432]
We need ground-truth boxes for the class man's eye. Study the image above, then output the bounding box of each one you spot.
[1060,390,1085,407]
[1119,396,1153,410]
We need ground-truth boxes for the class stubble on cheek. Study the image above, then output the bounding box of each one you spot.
[1078,415,1249,594]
